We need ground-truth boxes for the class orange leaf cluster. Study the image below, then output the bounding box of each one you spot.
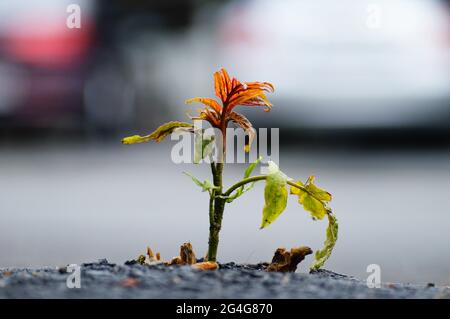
[186,68,274,151]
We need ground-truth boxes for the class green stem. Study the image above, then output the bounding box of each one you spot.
[223,175,267,197]
[207,119,228,262]
[287,180,308,192]
[208,190,215,230]
[224,176,308,199]
[208,162,216,230]
[207,162,224,262]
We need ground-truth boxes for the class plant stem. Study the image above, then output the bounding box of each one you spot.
[208,189,215,233]
[224,176,309,202]
[223,175,267,197]
[209,162,217,225]
[207,162,224,261]
[207,119,228,262]
[287,180,307,190]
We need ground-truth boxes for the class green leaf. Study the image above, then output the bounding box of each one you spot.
[243,156,262,179]
[290,176,331,220]
[260,161,288,229]
[310,212,338,270]
[122,121,193,144]
[183,172,218,194]
[194,131,215,164]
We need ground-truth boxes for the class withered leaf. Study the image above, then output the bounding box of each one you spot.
[266,246,313,272]
[122,121,193,144]
[192,261,219,271]
[310,211,338,271]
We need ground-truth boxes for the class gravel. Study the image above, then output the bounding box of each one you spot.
[0,259,448,299]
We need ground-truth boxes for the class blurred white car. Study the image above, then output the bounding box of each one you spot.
[153,0,450,130]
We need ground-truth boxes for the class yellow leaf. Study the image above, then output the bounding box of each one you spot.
[290,176,331,220]
[299,191,327,220]
[121,135,152,145]
[121,121,193,144]
[304,176,332,201]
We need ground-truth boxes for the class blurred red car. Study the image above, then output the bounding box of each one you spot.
[0,0,95,129]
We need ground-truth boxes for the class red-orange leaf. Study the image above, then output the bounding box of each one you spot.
[186,97,222,113]
[214,68,232,103]
[227,112,256,152]
[187,67,274,129]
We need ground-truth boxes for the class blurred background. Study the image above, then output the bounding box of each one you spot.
[0,0,449,285]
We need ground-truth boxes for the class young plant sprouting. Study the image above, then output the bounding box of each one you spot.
[122,68,338,270]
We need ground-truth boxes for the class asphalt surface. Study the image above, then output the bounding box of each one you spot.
[0,260,448,298]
